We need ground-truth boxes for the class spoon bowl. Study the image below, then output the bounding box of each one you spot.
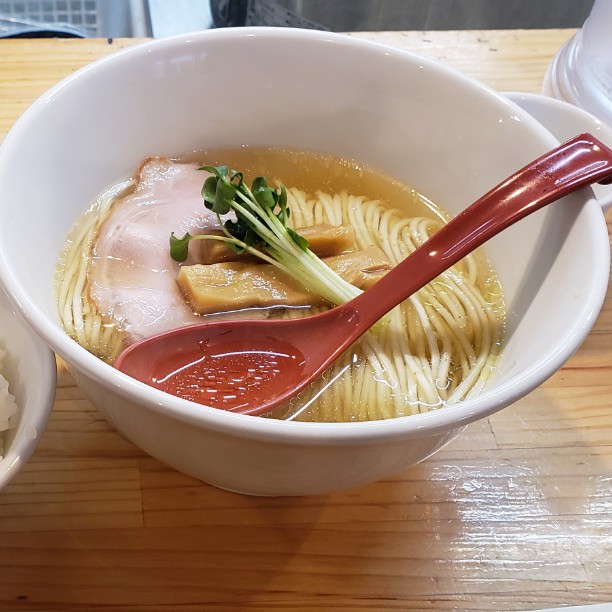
[115,133,612,416]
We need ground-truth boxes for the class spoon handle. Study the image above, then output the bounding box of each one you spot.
[349,133,612,329]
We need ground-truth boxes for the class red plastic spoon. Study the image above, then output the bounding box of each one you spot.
[114,133,612,416]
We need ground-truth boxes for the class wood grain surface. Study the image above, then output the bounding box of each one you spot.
[1,29,612,611]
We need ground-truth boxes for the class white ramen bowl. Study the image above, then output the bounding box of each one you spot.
[0,289,56,491]
[0,28,609,496]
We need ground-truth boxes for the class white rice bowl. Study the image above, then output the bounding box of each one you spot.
[0,292,56,491]
[0,345,18,457]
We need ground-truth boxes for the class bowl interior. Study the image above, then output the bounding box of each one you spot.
[0,28,608,433]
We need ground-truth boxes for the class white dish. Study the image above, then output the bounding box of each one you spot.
[505,91,612,212]
[0,288,56,491]
[0,28,608,496]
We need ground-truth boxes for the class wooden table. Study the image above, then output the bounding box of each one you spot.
[1,30,611,611]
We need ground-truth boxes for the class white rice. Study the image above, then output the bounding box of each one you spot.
[0,345,18,459]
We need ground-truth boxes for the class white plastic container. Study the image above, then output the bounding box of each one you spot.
[544,0,612,126]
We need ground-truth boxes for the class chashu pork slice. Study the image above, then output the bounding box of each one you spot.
[88,157,219,342]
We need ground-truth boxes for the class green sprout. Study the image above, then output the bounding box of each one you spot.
[170,165,362,306]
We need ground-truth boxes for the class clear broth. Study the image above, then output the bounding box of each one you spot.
[179,146,448,223]
[58,147,505,422]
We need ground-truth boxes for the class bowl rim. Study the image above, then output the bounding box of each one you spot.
[0,293,56,491]
[0,27,609,446]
